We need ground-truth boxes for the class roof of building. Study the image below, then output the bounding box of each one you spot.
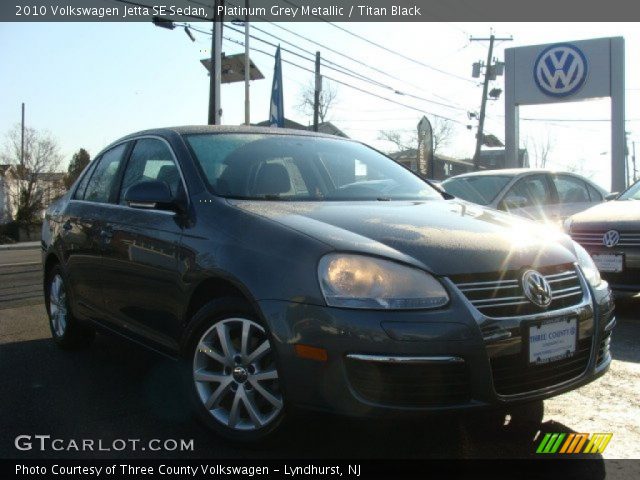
[253,119,349,138]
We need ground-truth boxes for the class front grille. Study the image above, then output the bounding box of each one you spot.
[453,265,584,318]
[597,331,612,366]
[572,230,640,248]
[491,337,591,395]
[345,357,470,407]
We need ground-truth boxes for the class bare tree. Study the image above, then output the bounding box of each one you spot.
[379,118,455,154]
[296,80,338,123]
[523,134,555,168]
[1,125,63,232]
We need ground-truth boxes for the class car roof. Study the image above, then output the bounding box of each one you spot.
[117,125,347,142]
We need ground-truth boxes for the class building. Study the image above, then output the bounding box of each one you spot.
[388,149,475,180]
[477,148,530,169]
[253,119,349,138]
[0,164,66,224]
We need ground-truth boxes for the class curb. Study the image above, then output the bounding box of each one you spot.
[0,242,40,251]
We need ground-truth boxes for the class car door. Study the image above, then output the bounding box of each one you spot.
[99,137,186,350]
[550,174,594,220]
[60,143,128,319]
[498,174,554,222]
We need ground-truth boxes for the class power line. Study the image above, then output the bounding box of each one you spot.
[220,22,468,113]
[221,34,466,125]
[279,0,475,84]
[186,0,474,114]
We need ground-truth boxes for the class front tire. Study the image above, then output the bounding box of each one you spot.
[45,265,94,350]
[187,298,286,442]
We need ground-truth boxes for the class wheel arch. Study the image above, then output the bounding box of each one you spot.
[180,275,265,355]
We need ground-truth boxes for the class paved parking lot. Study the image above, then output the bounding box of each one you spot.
[0,248,638,462]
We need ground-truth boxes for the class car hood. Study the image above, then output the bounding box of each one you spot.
[569,200,640,230]
[230,199,577,276]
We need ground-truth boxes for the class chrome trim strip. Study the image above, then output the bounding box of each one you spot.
[547,275,578,284]
[471,295,527,305]
[459,284,519,292]
[346,354,464,364]
[545,270,577,280]
[455,279,518,288]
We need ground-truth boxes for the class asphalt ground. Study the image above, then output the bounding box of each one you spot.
[0,247,638,464]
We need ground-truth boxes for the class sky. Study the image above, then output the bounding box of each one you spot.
[2,21,640,190]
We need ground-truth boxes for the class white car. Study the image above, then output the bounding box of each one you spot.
[441,169,608,223]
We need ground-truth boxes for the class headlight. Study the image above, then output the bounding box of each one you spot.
[572,241,601,287]
[318,253,449,310]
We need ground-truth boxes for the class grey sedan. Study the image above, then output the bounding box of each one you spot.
[42,127,614,441]
[441,169,607,223]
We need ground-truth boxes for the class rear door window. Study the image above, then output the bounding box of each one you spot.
[82,143,127,203]
[552,175,591,204]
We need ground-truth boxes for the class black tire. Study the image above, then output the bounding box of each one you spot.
[185,297,287,442]
[45,264,95,350]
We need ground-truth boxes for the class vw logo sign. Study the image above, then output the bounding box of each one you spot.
[534,43,588,97]
[602,230,620,248]
[522,270,553,308]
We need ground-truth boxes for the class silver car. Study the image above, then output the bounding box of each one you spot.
[441,169,607,223]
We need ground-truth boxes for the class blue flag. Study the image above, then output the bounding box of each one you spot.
[269,46,284,128]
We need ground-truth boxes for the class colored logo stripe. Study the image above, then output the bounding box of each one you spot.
[537,433,612,454]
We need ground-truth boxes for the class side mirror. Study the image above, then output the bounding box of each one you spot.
[124,180,177,211]
[605,192,619,201]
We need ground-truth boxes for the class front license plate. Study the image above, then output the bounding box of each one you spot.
[529,317,577,365]
[592,253,624,273]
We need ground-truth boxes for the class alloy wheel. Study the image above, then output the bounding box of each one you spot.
[193,318,283,431]
[49,274,68,337]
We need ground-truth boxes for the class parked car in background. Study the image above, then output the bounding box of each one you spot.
[566,179,640,293]
[42,127,614,441]
[441,169,607,223]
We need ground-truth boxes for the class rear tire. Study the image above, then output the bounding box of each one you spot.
[45,264,95,350]
[186,298,286,442]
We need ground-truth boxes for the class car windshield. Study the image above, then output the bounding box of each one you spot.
[184,133,441,201]
[441,175,512,205]
[618,181,640,200]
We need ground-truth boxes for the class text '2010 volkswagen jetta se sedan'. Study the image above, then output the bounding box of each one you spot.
[42,126,615,441]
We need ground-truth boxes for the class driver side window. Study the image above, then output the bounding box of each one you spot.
[118,138,181,205]
[503,176,551,209]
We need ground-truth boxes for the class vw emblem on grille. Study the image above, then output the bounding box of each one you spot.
[522,270,553,308]
[602,230,620,248]
[534,43,588,97]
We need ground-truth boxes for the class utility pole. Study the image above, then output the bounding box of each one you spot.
[20,102,25,167]
[208,0,224,125]
[313,51,321,132]
[470,32,512,170]
[244,0,250,125]
[625,131,631,186]
[633,141,637,182]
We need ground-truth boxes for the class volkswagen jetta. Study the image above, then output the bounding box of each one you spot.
[42,126,614,441]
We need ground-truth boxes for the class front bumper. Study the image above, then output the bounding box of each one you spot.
[258,277,615,417]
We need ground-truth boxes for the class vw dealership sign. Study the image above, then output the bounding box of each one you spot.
[534,43,588,97]
[504,37,626,192]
